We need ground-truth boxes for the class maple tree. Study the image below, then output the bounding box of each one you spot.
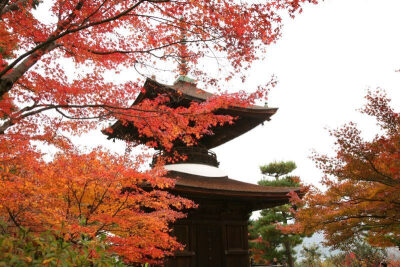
[288,90,400,250]
[0,0,319,264]
[1,144,195,264]
[0,0,317,145]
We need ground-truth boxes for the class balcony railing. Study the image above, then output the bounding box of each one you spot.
[152,147,219,167]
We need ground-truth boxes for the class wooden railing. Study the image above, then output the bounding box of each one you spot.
[152,147,219,167]
[251,264,284,267]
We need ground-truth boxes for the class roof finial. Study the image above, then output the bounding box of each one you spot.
[178,17,189,77]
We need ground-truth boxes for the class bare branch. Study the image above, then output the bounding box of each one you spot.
[88,37,220,55]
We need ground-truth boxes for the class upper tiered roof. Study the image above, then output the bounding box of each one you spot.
[104,77,277,149]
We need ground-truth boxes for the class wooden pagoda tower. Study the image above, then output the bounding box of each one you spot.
[104,77,300,267]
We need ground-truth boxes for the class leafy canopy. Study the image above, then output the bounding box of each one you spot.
[288,90,400,249]
[260,161,297,180]
[0,226,125,266]
[1,0,317,147]
[0,144,195,264]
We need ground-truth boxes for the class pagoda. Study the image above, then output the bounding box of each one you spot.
[104,77,300,267]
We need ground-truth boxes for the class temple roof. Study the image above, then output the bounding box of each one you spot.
[167,170,300,210]
[105,77,294,209]
[104,78,277,149]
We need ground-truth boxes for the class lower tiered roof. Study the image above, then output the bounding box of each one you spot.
[166,168,300,211]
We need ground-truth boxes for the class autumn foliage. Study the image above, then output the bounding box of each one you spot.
[0,0,316,143]
[1,0,318,264]
[1,141,195,263]
[289,91,400,249]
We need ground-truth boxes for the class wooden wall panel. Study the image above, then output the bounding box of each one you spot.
[165,198,252,267]
[196,223,223,267]
[226,225,244,249]
[226,254,249,267]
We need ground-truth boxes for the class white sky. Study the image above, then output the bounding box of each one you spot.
[217,0,400,186]
[74,0,400,188]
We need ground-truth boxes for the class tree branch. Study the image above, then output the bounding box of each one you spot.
[362,154,399,187]
[6,206,22,229]
[0,0,147,97]
[0,0,27,17]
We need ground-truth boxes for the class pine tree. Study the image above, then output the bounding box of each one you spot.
[249,161,303,267]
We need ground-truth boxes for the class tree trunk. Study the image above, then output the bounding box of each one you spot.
[0,41,59,98]
[282,213,294,267]
[283,240,294,267]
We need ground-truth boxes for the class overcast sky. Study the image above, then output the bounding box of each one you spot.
[74,0,400,188]
[215,0,400,186]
